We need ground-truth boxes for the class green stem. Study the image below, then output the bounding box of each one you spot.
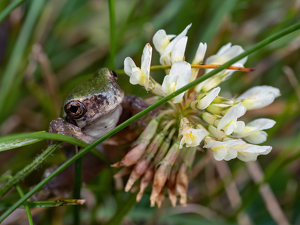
[15,185,34,225]
[23,199,86,208]
[0,0,25,23]
[1,21,300,222]
[0,132,108,164]
[0,142,61,197]
[0,0,45,122]
[108,0,116,70]
[105,193,137,225]
[73,156,82,225]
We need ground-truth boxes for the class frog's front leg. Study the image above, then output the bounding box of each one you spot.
[49,118,96,144]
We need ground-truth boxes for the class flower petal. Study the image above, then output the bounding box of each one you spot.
[171,36,188,64]
[192,42,207,64]
[153,29,169,54]
[141,44,152,90]
[237,86,281,110]
[244,131,268,144]
[162,61,191,103]
[124,57,137,76]
[160,24,192,63]
[235,144,272,162]
[197,87,221,110]
[216,42,232,55]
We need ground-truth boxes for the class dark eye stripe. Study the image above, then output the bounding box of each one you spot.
[64,101,86,119]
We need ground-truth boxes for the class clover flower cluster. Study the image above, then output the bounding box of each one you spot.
[112,24,280,207]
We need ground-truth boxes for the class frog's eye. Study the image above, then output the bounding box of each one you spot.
[65,101,86,119]
[109,70,118,81]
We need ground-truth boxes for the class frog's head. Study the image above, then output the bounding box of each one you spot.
[63,68,124,128]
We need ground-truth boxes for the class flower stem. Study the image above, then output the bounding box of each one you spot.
[116,64,253,75]
[73,154,82,225]
[1,21,300,222]
[0,175,33,225]
[15,185,34,225]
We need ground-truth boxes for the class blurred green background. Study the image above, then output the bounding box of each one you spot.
[0,0,300,224]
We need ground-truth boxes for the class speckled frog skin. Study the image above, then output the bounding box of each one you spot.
[49,68,125,143]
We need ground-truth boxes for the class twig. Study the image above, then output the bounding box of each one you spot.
[214,159,252,225]
[283,66,300,103]
[247,161,289,225]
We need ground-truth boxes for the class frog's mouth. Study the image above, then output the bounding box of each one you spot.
[79,105,123,139]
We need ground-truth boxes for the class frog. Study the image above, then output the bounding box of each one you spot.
[36,68,154,199]
[49,67,150,146]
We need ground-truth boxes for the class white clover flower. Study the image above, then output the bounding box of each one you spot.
[195,43,247,92]
[204,138,245,161]
[162,61,191,103]
[153,24,191,65]
[192,42,207,65]
[124,43,152,90]
[237,85,281,110]
[217,103,246,135]
[232,142,272,162]
[179,128,208,149]
[233,118,276,144]
[197,87,221,110]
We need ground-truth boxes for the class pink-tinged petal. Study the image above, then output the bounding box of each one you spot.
[124,57,137,76]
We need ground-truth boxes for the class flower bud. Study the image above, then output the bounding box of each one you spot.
[208,125,226,141]
[125,158,149,192]
[176,163,189,206]
[111,141,147,167]
[154,190,165,208]
[136,167,154,202]
[201,112,218,125]
[196,87,220,110]
[151,142,180,202]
